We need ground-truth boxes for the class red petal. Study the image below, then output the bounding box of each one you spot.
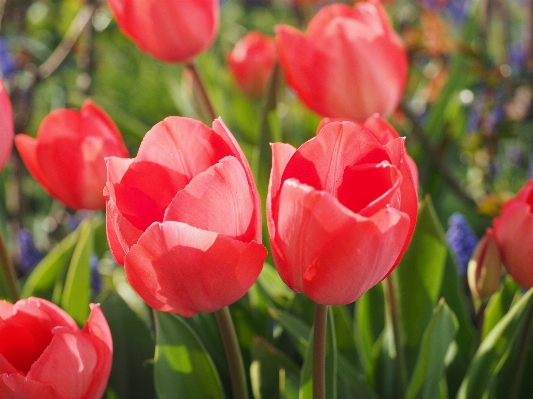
[0,374,59,399]
[281,121,387,195]
[27,328,96,399]
[82,304,113,399]
[0,79,13,172]
[124,221,267,317]
[303,207,410,304]
[164,156,255,241]
[274,179,358,293]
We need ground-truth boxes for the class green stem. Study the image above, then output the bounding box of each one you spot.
[215,306,249,399]
[384,277,407,394]
[185,62,217,122]
[0,228,19,302]
[508,299,533,399]
[313,303,328,399]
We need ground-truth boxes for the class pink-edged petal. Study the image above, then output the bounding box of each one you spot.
[135,117,233,181]
[80,101,128,153]
[363,113,399,144]
[164,156,255,241]
[494,201,533,289]
[383,137,419,265]
[212,118,263,242]
[19,298,79,330]
[0,354,18,375]
[82,304,112,399]
[276,25,332,117]
[105,157,134,188]
[274,179,359,293]
[303,207,410,304]
[14,135,53,198]
[0,374,59,399]
[281,121,388,195]
[105,196,143,265]
[28,327,97,399]
[337,161,401,217]
[0,300,13,319]
[124,221,267,317]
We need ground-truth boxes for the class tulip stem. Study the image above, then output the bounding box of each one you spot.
[313,303,328,399]
[508,296,533,399]
[215,306,249,399]
[0,228,19,302]
[384,277,408,394]
[185,62,217,122]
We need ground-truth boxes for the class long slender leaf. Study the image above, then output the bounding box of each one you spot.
[155,311,225,399]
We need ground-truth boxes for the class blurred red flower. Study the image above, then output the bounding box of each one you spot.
[0,298,112,399]
[494,179,533,289]
[228,31,277,98]
[276,0,408,120]
[15,100,128,210]
[107,0,219,63]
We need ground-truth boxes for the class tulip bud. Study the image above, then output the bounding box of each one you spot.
[467,228,503,300]
[228,32,277,98]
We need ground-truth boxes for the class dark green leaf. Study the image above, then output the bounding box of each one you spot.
[154,311,224,399]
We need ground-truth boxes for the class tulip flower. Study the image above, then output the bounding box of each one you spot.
[104,117,267,317]
[107,0,219,63]
[0,79,13,172]
[267,120,418,304]
[493,179,533,289]
[276,0,408,121]
[227,31,277,98]
[0,297,112,399]
[15,100,129,210]
[467,228,502,300]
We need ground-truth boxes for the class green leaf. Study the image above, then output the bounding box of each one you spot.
[457,289,533,399]
[249,337,300,399]
[354,283,385,370]
[100,292,156,399]
[268,308,311,355]
[61,219,94,324]
[21,226,80,300]
[393,197,448,355]
[482,277,521,340]
[154,311,224,399]
[331,305,361,371]
[405,300,458,399]
[299,307,337,399]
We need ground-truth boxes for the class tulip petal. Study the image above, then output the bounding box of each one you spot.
[281,121,387,196]
[82,304,113,399]
[105,195,143,265]
[0,301,13,319]
[124,221,267,317]
[275,179,360,293]
[303,207,410,304]
[0,80,13,172]
[164,156,255,241]
[213,118,263,242]
[0,354,17,375]
[337,161,401,217]
[28,328,97,399]
[494,201,533,288]
[0,374,59,399]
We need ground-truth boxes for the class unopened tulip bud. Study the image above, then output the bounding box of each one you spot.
[467,228,503,300]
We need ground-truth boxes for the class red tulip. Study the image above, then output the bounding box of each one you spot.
[267,120,418,304]
[228,32,277,98]
[15,100,129,210]
[107,0,219,63]
[0,79,13,172]
[0,297,112,399]
[104,117,267,317]
[318,114,419,191]
[493,179,533,289]
[276,0,408,120]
